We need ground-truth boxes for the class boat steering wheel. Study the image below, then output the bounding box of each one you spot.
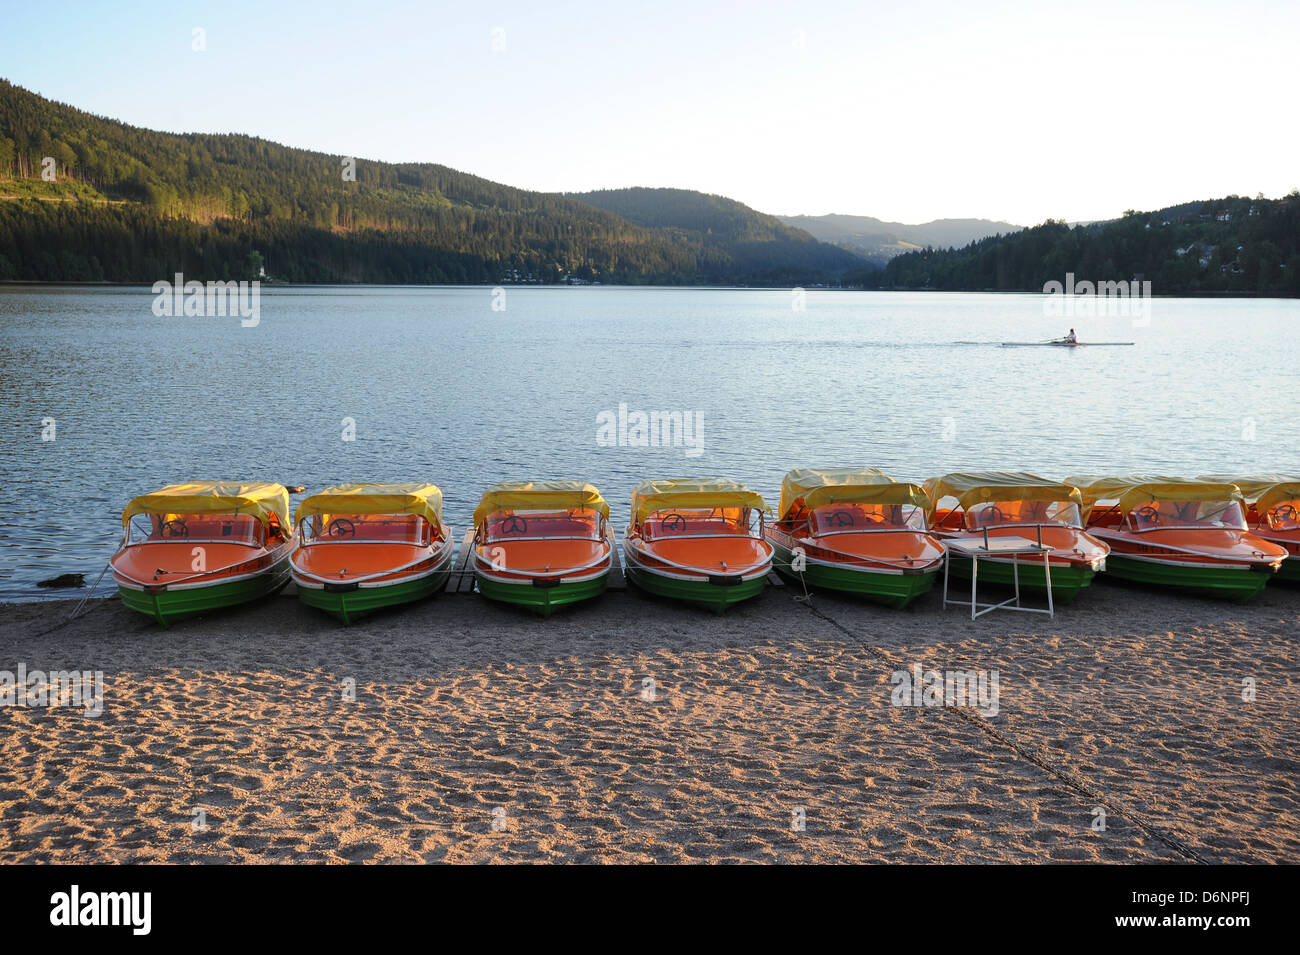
[1273,503,1298,523]
[1135,505,1160,527]
[828,510,856,527]
[659,513,687,532]
[978,506,1007,526]
[500,515,528,535]
[328,517,356,538]
[159,519,189,538]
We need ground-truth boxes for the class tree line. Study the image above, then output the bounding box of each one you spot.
[849,195,1300,295]
[3,79,1295,293]
[0,80,855,286]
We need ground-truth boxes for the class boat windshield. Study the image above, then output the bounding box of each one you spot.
[1266,499,1300,530]
[483,507,604,542]
[127,512,264,546]
[809,502,926,534]
[1128,499,1247,531]
[642,506,759,540]
[964,500,1082,530]
[302,513,434,545]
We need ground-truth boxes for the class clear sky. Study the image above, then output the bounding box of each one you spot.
[2,0,1296,225]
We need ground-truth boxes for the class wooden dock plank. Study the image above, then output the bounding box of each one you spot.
[445,528,476,594]
[606,525,626,590]
[457,527,477,594]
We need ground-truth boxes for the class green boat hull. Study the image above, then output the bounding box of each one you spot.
[1102,554,1275,602]
[475,572,608,617]
[624,561,767,614]
[297,564,452,625]
[770,541,936,609]
[1275,557,1300,584]
[117,560,291,628]
[1256,543,1299,583]
[943,554,1096,604]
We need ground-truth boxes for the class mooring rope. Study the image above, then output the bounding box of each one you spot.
[796,595,1210,865]
[28,560,113,639]
[771,557,814,604]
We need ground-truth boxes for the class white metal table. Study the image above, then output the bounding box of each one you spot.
[941,532,1055,620]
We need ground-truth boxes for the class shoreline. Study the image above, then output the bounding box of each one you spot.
[2,280,1296,299]
[2,583,1296,863]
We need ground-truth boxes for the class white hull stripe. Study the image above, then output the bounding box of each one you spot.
[1110,552,1261,571]
[291,553,453,590]
[115,553,291,593]
[475,558,611,587]
[623,543,771,582]
[944,552,1100,570]
[770,538,940,575]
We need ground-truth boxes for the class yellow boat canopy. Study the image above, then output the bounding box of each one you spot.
[473,481,609,527]
[778,467,929,519]
[122,482,291,529]
[630,478,767,524]
[1065,475,1244,518]
[1199,474,1300,513]
[295,483,445,529]
[924,472,1083,515]
[1255,482,1300,515]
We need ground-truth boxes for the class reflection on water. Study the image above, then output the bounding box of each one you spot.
[1,285,1297,601]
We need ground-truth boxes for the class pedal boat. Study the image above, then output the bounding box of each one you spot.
[924,472,1109,604]
[472,481,612,616]
[765,467,944,608]
[291,483,454,624]
[1200,475,1300,584]
[623,478,773,613]
[110,482,294,627]
[1066,475,1286,601]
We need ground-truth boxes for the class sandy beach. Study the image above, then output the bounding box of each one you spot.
[1,579,1296,864]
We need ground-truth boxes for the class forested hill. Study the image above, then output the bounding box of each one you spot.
[0,80,858,285]
[569,187,862,280]
[850,196,1300,295]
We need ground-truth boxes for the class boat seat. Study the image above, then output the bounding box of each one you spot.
[145,513,263,544]
[1267,503,1299,530]
[485,512,600,540]
[318,514,434,544]
[643,517,743,540]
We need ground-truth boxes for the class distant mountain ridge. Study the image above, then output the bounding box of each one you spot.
[569,188,863,280]
[778,213,1022,265]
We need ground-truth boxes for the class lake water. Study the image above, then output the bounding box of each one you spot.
[2,284,1297,601]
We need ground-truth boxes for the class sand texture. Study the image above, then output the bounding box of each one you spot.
[1,579,1297,864]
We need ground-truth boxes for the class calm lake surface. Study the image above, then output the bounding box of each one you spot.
[2,285,1297,601]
